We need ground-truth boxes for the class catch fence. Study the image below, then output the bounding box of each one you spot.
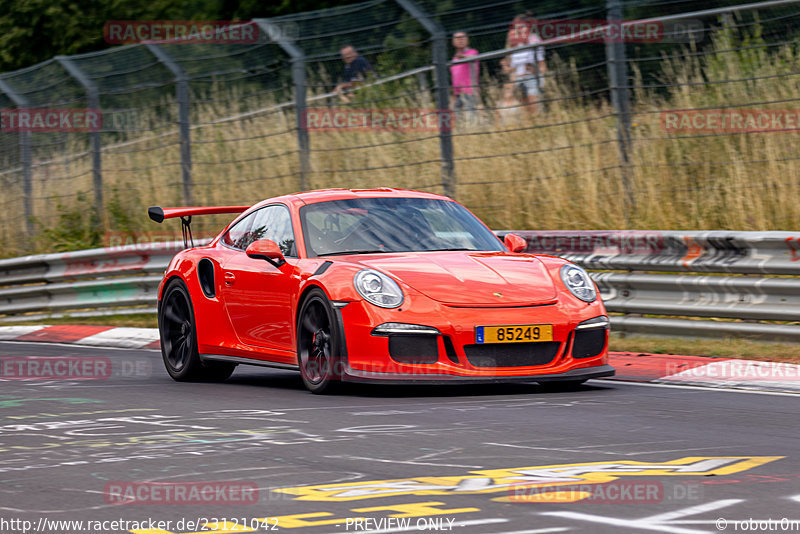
[2,0,800,256]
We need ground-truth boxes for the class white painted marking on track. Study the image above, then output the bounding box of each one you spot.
[490,529,570,534]
[485,441,626,456]
[542,498,743,534]
[322,518,508,534]
[0,326,50,339]
[598,379,800,396]
[621,445,741,456]
[74,327,159,348]
[642,500,743,523]
[324,454,482,469]
[563,440,686,449]
[484,439,736,456]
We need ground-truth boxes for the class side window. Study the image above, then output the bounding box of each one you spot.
[222,212,258,250]
[223,205,296,257]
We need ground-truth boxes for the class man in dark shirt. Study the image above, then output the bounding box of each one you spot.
[335,45,373,102]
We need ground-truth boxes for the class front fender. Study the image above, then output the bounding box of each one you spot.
[299,261,366,303]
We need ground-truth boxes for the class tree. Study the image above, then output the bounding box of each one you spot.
[0,0,363,72]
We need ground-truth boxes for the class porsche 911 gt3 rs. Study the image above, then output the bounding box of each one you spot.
[149,188,614,393]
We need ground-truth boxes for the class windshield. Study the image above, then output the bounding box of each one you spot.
[300,197,506,257]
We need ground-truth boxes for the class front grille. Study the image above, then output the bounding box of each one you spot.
[572,329,606,359]
[463,342,560,368]
[388,335,439,364]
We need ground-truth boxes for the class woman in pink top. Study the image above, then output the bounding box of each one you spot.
[450,31,479,122]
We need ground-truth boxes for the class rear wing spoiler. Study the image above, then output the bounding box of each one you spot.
[148,205,250,223]
[148,205,250,247]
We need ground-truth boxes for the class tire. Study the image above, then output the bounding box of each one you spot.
[159,278,236,382]
[296,288,343,394]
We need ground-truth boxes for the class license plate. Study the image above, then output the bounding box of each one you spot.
[475,324,553,344]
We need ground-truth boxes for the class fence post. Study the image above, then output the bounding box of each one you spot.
[145,44,193,205]
[255,19,310,192]
[0,79,33,237]
[394,0,456,199]
[605,0,634,213]
[55,56,104,221]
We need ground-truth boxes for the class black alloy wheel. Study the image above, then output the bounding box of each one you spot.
[297,288,342,394]
[159,279,235,382]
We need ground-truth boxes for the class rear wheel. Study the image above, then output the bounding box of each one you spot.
[297,288,342,394]
[159,279,235,382]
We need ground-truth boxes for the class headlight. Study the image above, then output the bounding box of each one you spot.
[354,269,404,308]
[560,264,597,303]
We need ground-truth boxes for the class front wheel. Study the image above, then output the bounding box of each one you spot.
[297,288,343,394]
[159,279,235,382]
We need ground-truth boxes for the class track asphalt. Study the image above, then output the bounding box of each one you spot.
[0,337,798,534]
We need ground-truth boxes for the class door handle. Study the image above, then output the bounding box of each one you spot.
[224,271,236,286]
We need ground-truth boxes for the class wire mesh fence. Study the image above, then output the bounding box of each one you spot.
[1,0,799,256]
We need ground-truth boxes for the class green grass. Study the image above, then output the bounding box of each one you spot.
[611,332,800,363]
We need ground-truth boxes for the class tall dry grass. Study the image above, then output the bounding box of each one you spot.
[3,26,800,256]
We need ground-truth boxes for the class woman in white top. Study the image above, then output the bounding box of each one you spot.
[507,13,546,115]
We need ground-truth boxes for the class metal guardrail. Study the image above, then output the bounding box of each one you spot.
[0,241,190,321]
[504,230,800,341]
[1,231,799,341]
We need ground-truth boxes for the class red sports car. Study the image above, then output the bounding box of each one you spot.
[149,188,613,393]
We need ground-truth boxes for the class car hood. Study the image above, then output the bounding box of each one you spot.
[359,252,558,306]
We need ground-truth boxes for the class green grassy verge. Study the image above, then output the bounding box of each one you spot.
[610,332,800,363]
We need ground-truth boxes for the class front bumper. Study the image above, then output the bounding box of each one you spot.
[337,291,612,380]
[340,363,615,385]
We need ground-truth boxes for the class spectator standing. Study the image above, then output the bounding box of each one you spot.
[507,13,546,115]
[335,45,373,103]
[498,56,522,125]
[449,31,479,124]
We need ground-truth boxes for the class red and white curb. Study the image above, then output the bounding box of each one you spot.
[610,352,800,393]
[0,325,160,350]
[1,326,799,393]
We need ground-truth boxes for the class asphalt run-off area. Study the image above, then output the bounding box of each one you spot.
[0,340,798,534]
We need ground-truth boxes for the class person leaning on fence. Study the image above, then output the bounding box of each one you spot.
[335,45,373,103]
[507,12,546,115]
[449,31,480,124]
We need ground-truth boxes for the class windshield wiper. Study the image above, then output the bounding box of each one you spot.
[317,249,389,256]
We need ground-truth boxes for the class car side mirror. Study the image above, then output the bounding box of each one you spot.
[504,233,527,253]
[246,239,286,267]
